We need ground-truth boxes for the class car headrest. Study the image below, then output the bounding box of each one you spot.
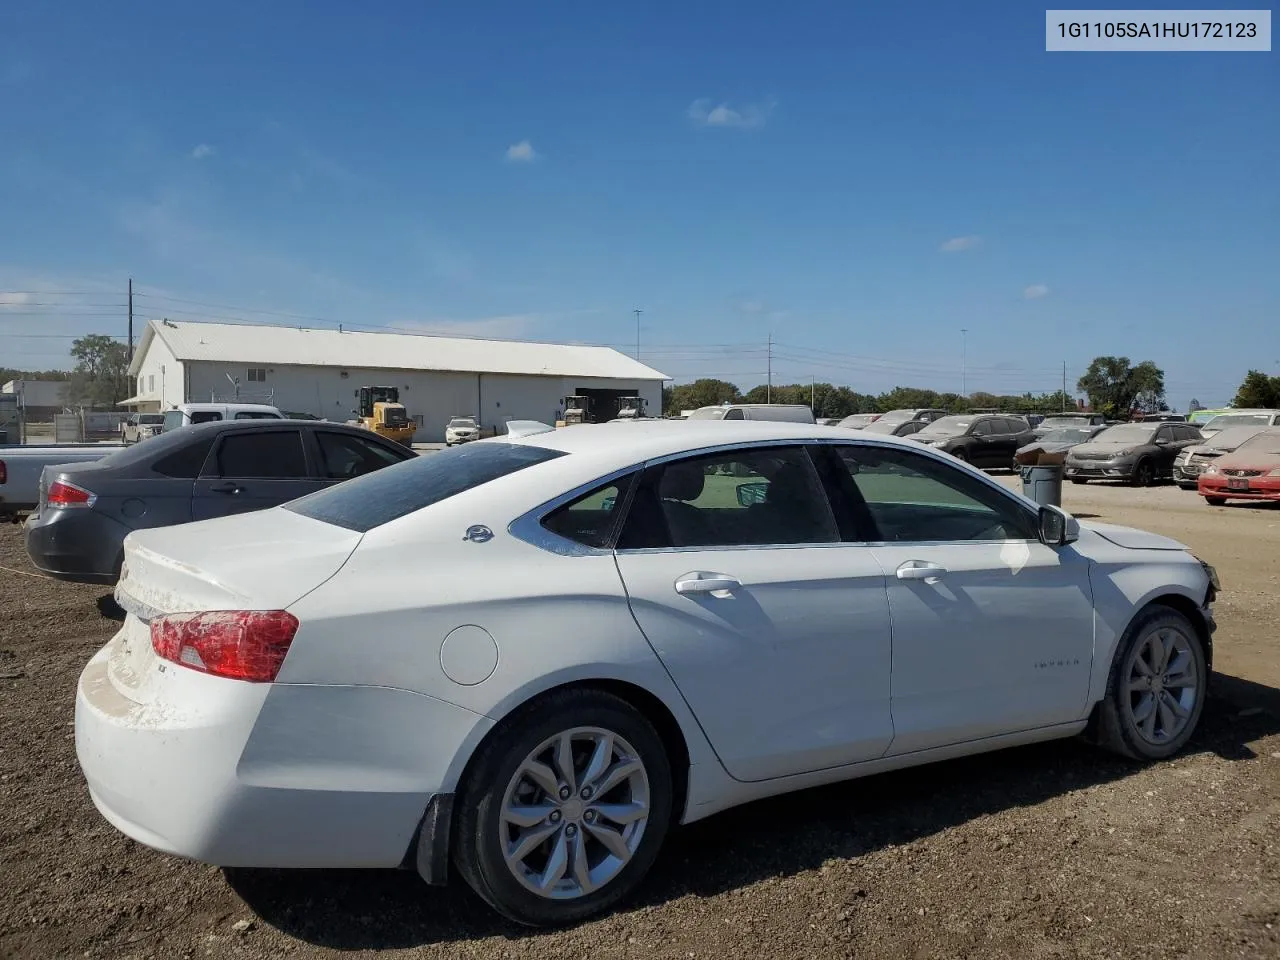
[661,462,706,502]
[766,463,810,504]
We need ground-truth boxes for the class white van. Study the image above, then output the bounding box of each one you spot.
[161,402,285,433]
[685,403,815,424]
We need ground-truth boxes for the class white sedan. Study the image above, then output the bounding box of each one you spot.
[76,421,1219,926]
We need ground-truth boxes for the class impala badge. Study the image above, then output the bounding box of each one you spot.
[463,525,494,543]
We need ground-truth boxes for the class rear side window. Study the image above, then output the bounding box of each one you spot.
[210,431,307,479]
[315,430,410,479]
[541,476,636,549]
[190,411,222,424]
[285,441,566,532]
[723,408,744,420]
[152,437,214,479]
[234,411,283,420]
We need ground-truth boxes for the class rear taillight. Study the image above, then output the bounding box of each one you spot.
[47,479,96,508]
[150,610,299,682]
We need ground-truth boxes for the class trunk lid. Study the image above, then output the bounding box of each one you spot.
[115,507,363,618]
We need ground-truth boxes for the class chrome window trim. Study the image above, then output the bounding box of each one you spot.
[510,436,1044,556]
[507,465,641,557]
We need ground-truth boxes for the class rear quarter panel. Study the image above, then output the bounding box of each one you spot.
[280,527,722,801]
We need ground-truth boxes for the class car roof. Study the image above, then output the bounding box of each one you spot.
[502,419,920,473]
[178,417,368,437]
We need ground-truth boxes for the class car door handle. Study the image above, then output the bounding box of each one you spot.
[210,482,243,495]
[674,573,742,596]
[896,561,947,584]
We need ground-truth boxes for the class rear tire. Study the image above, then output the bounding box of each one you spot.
[1070,478,1089,485]
[451,688,673,927]
[1093,607,1207,761]
[1204,496,1227,506]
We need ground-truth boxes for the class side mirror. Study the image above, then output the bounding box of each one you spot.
[1038,505,1079,546]
[736,481,768,506]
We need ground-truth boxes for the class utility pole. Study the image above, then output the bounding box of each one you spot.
[1062,361,1067,412]
[960,328,968,397]
[127,278,134,364]
[633,308,642,360]
[767,333,773,403]
[810,375,815,414]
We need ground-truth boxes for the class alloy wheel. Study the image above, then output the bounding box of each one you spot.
[1123,625,1200,746]
[499,727,650,900]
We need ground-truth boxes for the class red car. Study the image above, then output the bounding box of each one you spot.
[1197,428,1280,505]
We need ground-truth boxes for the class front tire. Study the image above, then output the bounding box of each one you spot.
[1131,459,1155,487]
[1094,607,1207,761]
[451,689,673,927]
[1204,496,1227,506]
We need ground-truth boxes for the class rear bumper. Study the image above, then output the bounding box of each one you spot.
[76,635,489,869]
[24,509,130,583]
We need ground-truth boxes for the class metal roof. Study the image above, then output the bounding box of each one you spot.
[130,320,668,381]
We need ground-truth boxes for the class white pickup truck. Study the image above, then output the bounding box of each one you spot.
[0,444,123,521]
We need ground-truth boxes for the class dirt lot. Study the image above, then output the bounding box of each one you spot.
[2,481,1278,960]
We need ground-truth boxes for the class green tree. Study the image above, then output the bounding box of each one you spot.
[1233,370,1280,409]
[65,335,130,409]
[1076,356,1165,417]
[666,378,742,414]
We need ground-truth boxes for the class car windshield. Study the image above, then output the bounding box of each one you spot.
[162,410,184,432]
[914,416,971,437]
[449,418,477,427]
[1095,424,1157,443]
[1201,426,1265,449]
[686,407,729,420]
[1203,413,1273,430]
[837,414,877,428]
[862,419,909,434]
[1039,417,1090,429]
[875,409,921,424]
[1039,428,1094,444]
[138,414,165,425]
[1236,430,1280,456]
[285,441,566,532]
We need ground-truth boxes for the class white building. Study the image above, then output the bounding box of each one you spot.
[123,319,668,441]
[2,379,68,418]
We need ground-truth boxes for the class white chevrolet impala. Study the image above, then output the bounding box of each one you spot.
[76,420,1219,926]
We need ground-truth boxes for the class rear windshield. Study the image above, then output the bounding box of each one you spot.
[284,441,566,532]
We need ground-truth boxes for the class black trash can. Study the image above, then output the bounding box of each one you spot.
[1020,463,1064,508]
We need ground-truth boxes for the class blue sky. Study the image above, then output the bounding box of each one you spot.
[1,2,1276,407]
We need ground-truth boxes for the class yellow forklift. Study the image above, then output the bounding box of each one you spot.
[356,386,416,446]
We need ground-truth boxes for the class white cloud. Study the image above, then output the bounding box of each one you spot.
[191,144,214,160]
[505,140,536,162]
[939,235,981,253]
[1023,284,1049,299]
[686,98,774,129]
[0,291,34,311]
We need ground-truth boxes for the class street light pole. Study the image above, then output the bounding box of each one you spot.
[633,308,643,360]
[960,328,968,397]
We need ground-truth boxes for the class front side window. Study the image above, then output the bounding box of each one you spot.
[834,445,1036,543]
[210,430,307,479]
[971,420,993,437]
[162,410,184,432]
[618,446,837,549]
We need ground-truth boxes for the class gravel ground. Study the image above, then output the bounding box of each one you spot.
[1,480,1279,960]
